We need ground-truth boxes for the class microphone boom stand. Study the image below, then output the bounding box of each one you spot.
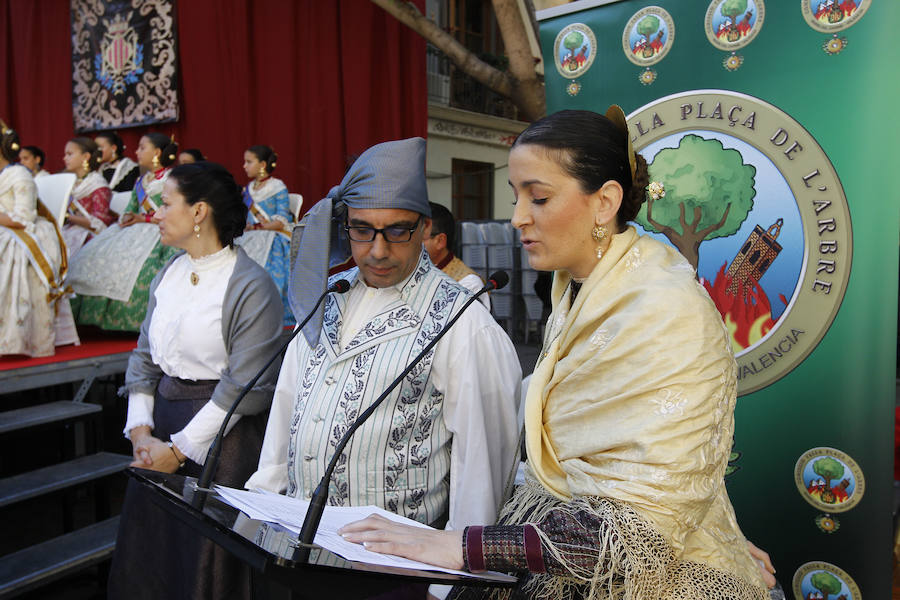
[190,281,349,509]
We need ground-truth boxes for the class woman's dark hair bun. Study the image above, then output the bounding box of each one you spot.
[619,153,649,224]
[95,131,125,157]
[513,109,650,229]
[23,145,46,167]
[69,136,103,172]
[145,132,179,167]
[1,123,21,163]
[247,145,278,174]
[169,162,247,247]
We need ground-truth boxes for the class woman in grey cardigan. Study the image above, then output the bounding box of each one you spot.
[108,161,283,600]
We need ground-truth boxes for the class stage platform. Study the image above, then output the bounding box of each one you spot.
[0,334,138,396]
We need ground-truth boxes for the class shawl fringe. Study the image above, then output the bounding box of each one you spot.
[487,481,768,600]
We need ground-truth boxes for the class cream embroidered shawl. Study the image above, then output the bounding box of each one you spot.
[524,226,765,588]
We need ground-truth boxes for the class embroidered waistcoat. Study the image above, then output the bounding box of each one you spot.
[287,255,471,526]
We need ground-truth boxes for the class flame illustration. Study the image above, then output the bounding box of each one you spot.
[702,264,787,353]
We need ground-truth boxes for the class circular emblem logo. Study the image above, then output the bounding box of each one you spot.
[793,561,861,599]
[627,90,852,395]
[802,0,870,33]
[794,447,865,512]
[705,0,766,51]
[554,24,597,79]
[622,7,675,67]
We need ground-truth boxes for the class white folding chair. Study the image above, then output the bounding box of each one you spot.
[35,172,77,229]
[289,193,303,222]
[109,191,132,217]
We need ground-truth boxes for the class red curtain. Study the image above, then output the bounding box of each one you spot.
[0,0,426,214]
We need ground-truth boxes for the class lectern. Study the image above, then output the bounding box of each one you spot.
[125,469,516,599]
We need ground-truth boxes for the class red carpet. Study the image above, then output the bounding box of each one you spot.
[0,333,138,372]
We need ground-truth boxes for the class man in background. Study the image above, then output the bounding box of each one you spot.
[423,201,490,310]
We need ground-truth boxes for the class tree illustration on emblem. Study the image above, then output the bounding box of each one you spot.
[810,571,842,600]
[812,456,845,504]
[636,16,661,58]
[636,134,755,272]
[721,0,749,42]
[562,31,584,71]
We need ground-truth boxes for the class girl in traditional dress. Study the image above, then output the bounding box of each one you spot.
[95,130,139,193]
[0,120,74,356]
[340,109,775,600]
[107,161,282,600]
[61,137,115,257]
[238,145,294,324]
[18,145,49,178]
[69,133,181,332]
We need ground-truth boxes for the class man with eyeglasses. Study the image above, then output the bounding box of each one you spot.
[246,138,521,599]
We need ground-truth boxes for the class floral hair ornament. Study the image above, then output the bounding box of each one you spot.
[647,181,666,201]
[604,104,636,182]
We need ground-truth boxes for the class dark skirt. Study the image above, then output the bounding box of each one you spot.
[107,375,268,600]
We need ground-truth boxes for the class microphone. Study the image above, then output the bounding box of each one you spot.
[486,270,509,291]
[295,271,508,560]
[190,279,351,509]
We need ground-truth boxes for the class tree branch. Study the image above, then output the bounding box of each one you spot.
[696,202,732,239]
[490,0,545,119]
[372,0,514,98]
[677,202,689,234]
[690,205,703,231]
[646,197,677,238]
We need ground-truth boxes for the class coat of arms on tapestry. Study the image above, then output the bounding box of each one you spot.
[71,0,178,132]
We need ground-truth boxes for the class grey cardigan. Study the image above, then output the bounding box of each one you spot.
[122,246,283,415]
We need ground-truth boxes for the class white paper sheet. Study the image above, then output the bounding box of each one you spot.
[213,485,514,580]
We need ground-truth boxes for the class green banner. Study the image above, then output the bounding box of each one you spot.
[538,1,897,598]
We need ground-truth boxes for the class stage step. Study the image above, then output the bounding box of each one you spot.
[0,516,120,599]
[0,452,132,509]
[0,400,101,435]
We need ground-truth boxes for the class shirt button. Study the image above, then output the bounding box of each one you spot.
[305,491,312,499]
[324,376,336,385]
[312,415,324,423]
[304,455,315,461]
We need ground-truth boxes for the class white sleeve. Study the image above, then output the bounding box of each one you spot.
[434,303,521,531]
[429,307,519,600]
[123,392,155,439]
[244,333,301,492]
[458,273,490,310]
[170,402,242,464]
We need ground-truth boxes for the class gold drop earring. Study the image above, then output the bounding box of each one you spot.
[81,158,90,175]
[258,165,267,179]
[193,224,201,239]
[592,225,608,259]
[152,155,160,169]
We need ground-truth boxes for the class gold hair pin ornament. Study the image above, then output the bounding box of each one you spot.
[604,105,636,180]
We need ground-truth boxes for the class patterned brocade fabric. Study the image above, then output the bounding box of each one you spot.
[463,508,614,576]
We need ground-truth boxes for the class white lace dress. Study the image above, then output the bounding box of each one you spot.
[0,164,77,356]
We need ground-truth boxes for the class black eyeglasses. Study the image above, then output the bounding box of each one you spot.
[344,217,422,243]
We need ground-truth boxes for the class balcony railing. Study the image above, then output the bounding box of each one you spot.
[427,45,518,120]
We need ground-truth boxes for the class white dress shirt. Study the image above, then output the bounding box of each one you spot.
[124,247,241,463]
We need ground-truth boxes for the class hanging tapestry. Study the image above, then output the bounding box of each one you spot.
[71,0,178,132]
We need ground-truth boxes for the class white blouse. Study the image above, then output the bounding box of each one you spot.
[124,246,241,463]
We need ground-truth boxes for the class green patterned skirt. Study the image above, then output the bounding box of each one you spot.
[71,242,180,332]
